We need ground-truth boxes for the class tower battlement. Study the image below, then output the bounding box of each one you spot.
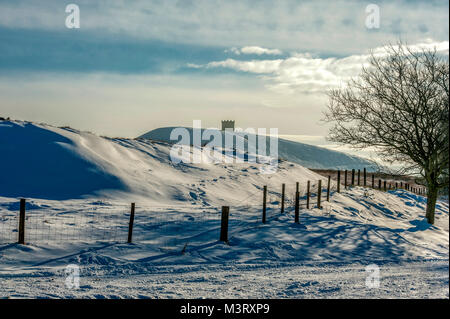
[221,120,235,131]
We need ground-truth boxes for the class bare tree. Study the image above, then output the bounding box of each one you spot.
[324,43,449,224]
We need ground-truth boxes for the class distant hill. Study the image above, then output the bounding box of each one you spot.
[139,127,377,171]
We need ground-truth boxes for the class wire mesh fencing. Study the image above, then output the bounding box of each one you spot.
[0,178,347,247]
[22,210,130,245]
[129,206,224,250]
[0,211,18,244]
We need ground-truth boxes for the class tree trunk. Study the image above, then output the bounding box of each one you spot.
[425,186,438,224]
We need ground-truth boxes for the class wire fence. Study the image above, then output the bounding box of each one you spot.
[1,174,407,247]
[0,212,17,244]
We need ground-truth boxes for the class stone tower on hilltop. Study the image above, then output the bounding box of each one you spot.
[221,120,235,131]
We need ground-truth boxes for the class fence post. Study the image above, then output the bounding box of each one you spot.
[296,182,299,193]
[220,206,230,242]
[326,176,331,202]
[344,170,348,189]
[306,181,311,209]
[378,179,382,190]
[317,180,322,209]
[295,190,300,224]
[364,168,367,187]
[384,181,387,192]
[337,170,341,193]
[18,198,26,244]
[372,174,375,188]
[262,186,267,224]
[351,169,355,186]
[357,169,361,186]
[281,183,285,214]
[127,203,135,243]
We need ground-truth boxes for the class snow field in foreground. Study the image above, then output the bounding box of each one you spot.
[0,187,448,298]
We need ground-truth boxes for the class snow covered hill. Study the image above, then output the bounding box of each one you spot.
[0,120,325,201]
[139,127,376,171]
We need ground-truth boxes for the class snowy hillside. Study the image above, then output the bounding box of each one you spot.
[0,120,325,201]
[139,127,376,171]
[0,120,448,298]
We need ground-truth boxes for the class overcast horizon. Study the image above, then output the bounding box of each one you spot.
[1,0,449,140]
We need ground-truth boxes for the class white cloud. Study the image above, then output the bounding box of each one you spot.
[227,46,283,55]
[196,41,450,94]
[206,58,283,74]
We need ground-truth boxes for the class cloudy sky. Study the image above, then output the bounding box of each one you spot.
[0,0,448,140]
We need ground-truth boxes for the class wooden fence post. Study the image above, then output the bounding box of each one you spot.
[262,186,267,224]
[18,198,26,245]
[281,184,285,214]
[384,181,387,192]
[127,203,135,243]
[337,170,341,193]
[296,182,299,193]
[220,206,230,242]
[378,179,382,190]
[306,181,311,209]
[364,168,367,187]
[357,169,361,186]
[317,180,322,209]
[326,176,331,202]
[344,170,348,189]
[351,169,355,186]
[372,174,375,188]
[295,190,300,224]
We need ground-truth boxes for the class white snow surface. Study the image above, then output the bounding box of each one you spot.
[0,120,448,298]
